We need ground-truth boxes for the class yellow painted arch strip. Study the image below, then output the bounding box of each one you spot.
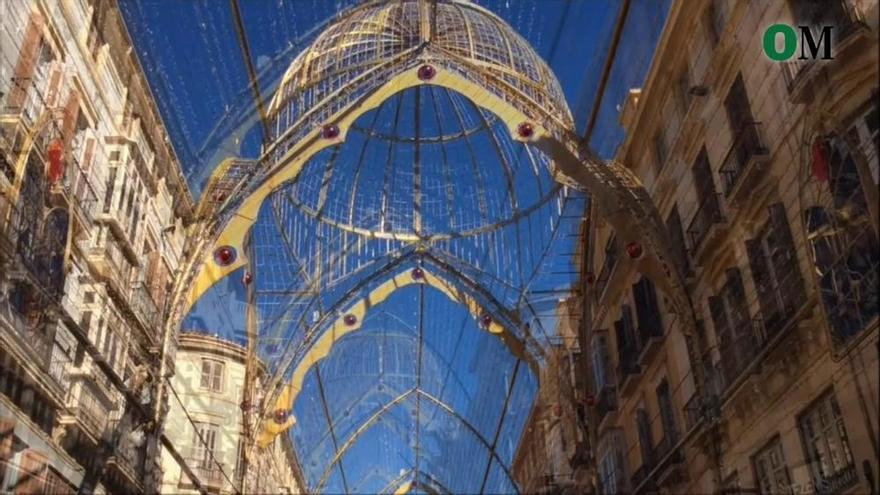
[185,65,547,312]
[256,267,514,447]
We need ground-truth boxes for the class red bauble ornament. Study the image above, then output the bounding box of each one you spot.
[213,246,237,266]
[273,409,288,424]
[343,314,358,326]
[411,267,425,280]
[811,137,830,183]
[554,404,562,417]
[322,124,340,140]
[242,271,253,285]
[480,314,493,328]
[585,272,596,284]
[417,64,436,81]
[47,139,64,183]
[584,394,596,407]
[625,241,643,259]
[516,122,534,139]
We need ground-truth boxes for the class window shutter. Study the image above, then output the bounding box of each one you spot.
[769,203,805,312]
[9,16,43,108]
[745,238,777,326]
[636,408,653,466]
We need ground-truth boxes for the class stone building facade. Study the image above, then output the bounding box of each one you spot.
[0,0,192,492]
[159,332,302,494]
[582,0,878,493]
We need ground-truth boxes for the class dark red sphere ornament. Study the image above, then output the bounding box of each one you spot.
[272,409,289,424]
[585,272,596,284]
[516,122,534,139]
[411,267,425,280]
[417,64,436,81]
[213,246,237,266]
[47,139,65,183]
[480,314,493,328]
[242,271,253,286]
[343,314,358,326]
[321,124,340,140]
[625,241,644,259]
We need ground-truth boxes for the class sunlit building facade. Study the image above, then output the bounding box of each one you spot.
[583,0,878,494]
[0,0,191,492]
[159,332,302,494]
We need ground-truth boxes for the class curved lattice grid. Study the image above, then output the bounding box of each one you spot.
[184,1,586,492]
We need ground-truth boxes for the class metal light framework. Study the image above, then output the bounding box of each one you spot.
[169,0,698,492]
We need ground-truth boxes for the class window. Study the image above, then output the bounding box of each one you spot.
[676,68,692,114]
[798,390,858,493]
[707,0,727,44]
[708,268,754,387]
[656,379,678,443]
[614,305,638,370]
[597,430,627,494]
[103,167,117,214]
[666,205,692,277]
[635,406,653,468]
[632,277,663,344]
[745,204,806,336]
[591,332,613,390]
[191,422,219,468]
[653,130,668,172]
[688,148,723,253]
[200,359,224,392]
[752,436,791,494]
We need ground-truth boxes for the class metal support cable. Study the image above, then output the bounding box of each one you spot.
[582,0,632,145]
[229,0,271,141]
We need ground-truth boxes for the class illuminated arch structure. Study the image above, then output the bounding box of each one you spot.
[175,0,698,492]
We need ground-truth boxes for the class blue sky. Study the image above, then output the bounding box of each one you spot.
[120,0,670,196]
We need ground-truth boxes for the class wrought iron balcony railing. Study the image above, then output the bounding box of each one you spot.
[183,458,226,487]
[719,122,768,197]
[130,282,161,330]
[595,384,618,424]
[686,192,724,255]
[782,0,867,94]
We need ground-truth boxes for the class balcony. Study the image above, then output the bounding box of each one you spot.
[2,75,46,129]
[686,192,726,263]
[616,349,641,397]
[181,458,226,488]
[636,317,664,366]
[595,240,619,299]
[97,208,139,263]
[59,379,111,443]
[719,122,769,206]
[130,282,161,331]
[683,393,702,432]
[87,238,132,300]
[653,435,687,488]
[814,464,859,494]
[105,419,147,492]
[595,385,618,430]
[782,1,871,103]
[631,463,657,495]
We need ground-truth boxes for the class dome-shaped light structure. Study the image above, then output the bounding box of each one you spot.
[178,1,698,493]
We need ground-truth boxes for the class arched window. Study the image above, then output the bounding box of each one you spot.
[803,133,879,347]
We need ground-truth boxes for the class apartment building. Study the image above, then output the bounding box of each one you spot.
[159,332,302,494]
[582,0,878,493]
[0,0,192,492]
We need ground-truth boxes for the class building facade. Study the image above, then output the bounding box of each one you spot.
[583,0,878,494]
[159,332,302,494]
[0,0,192,492]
